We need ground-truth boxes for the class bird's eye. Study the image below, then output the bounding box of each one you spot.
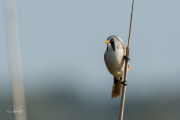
[110,39,115,51]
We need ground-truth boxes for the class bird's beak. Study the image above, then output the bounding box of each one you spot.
[105,41,110,43]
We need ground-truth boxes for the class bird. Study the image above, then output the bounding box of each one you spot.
[104,35,131,99]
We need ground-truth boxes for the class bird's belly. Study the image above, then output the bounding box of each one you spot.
[104,52,124,78]
[106,62,124,78]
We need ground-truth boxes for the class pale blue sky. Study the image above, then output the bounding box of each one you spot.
[0,0,180,98]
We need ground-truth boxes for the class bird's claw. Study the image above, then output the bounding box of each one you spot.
[121,81,127,86]
[123,56,131,61]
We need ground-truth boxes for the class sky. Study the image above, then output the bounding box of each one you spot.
[0,0,180,99]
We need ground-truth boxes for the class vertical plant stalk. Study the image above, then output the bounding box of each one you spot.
[119,0,134,120]
[4,0,27,120]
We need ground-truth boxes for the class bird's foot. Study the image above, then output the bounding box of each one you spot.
[121,81,127,86]
[123,55,131,61]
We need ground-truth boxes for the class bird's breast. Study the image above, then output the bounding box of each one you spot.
[104,50,125,77]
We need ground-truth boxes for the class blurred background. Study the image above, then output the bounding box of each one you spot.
[0,0,180,120]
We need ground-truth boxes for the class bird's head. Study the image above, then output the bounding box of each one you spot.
[105,35,126,51]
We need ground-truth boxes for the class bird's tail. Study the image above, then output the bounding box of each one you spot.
[111,77,122,99]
